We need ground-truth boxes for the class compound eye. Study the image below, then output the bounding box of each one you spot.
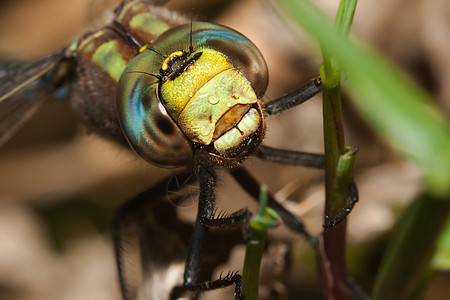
[116,51,193,168]
[204,28,269,99]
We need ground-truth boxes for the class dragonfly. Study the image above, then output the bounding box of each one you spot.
[0,0,358,299]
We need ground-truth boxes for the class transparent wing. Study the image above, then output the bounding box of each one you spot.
[114,173,195,299]
[0,52,65,147]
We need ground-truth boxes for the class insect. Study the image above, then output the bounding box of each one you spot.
[0,0,358,299]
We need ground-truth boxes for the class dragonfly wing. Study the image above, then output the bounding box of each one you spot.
[0,53,65,147]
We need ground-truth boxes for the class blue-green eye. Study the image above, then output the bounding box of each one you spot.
[117,22,269,167]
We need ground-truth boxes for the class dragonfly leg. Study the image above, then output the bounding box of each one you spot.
[172,166,249,299]
[323,179,358,228]
[258,145,325,169]
[263,76,322,115]
[171,271,243,300]
[256,146,358,228]
[230,166,318,246]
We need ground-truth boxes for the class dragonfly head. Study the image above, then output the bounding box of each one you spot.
[117,22,268,168]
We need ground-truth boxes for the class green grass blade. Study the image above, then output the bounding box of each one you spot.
[372,194,450,299]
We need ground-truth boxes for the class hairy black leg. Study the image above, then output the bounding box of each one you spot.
[172,166,249,300]
[323,180,358,228]
[258,145,325,168]
[256,146,358,228]
[112,171,195,300]
[230,167,318,246]
[182,168,213,286]
[172,271,243,300]
[263,76,322,115]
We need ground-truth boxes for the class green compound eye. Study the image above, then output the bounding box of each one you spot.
[117,22,268,167]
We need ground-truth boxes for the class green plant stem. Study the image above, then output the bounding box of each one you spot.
[242,185,280,300]
[242,230,266,300]
[321,0,358,217]
[334,0,357,38]
[316,1,357,299]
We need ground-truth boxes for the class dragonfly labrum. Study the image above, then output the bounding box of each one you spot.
[0,0,358,299]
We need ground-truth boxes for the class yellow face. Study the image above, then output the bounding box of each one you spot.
[159,48,262,156]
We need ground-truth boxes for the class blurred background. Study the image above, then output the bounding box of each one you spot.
[0,0,448,299]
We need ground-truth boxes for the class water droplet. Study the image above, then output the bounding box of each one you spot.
[200,125,211,136]
[209,97,219,105]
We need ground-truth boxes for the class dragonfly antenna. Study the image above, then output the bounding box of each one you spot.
[126,71,161,80]
[189,14,194,53]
